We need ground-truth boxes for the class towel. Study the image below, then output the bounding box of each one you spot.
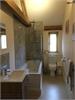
[68,61,74,91]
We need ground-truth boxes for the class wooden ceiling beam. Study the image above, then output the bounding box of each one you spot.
[44,25,62,30]
[20,0,28,18]
[1,0,31,26]
[67,0,75,4]
[67,2,73,4]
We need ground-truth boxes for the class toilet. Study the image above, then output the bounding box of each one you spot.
[49,64,56,77]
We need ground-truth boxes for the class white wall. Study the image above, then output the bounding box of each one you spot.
[62,2,75,97]
[62,3,73,60]
[72,4,75,65]
[0,9,15,71]
[72,3,75,97]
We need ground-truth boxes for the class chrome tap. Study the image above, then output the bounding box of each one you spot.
[0,65,7,76]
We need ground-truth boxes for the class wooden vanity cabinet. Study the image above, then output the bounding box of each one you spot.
[1,76,28,99]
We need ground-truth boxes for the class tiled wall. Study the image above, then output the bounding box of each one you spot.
[0,53,10,69]
[14,18,26,69]
[25,23,43,60]
[13,19,43,69]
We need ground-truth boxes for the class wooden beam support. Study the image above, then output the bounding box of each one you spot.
[67,2,73,4]
[1,0,31,26]
[73,0,75,3]
[67,0,75,4]
[44,25,62,30]
[20,0,28,18]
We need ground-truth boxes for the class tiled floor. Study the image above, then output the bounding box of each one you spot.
[39,75,72,100]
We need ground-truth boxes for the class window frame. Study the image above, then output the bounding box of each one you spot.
[1,34,7,49]
[48,32,58,53]
[0,27,7,50]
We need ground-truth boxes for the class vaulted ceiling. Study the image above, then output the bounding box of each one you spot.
[25,0,66,26]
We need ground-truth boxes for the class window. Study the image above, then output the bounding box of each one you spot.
[1,35,7,49]
[0,25,7,49]
[49,32,57,52]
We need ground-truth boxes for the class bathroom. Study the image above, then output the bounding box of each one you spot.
[0,0,75,99]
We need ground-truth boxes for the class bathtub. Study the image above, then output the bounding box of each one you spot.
[24,60,42,99]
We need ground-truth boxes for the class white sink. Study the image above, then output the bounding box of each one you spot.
[3,75,10,80]
[1,70,26,82]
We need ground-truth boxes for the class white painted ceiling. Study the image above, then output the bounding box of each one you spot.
[25,0,66,26]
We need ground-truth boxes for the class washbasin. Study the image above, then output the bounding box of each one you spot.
[2,70,25,81]
[3,75,10,80]
[0,75,10,82]
[2,71,11,80]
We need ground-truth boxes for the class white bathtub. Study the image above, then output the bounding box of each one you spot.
[25,60,42,99]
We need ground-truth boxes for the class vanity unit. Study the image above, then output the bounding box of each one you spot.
[1,60,42,99]
[1,70,28,99]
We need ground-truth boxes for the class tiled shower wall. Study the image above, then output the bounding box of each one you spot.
[14,18,26,69]
[25,23,43,60]
[0,53,9,69]
[14,19,43,69]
